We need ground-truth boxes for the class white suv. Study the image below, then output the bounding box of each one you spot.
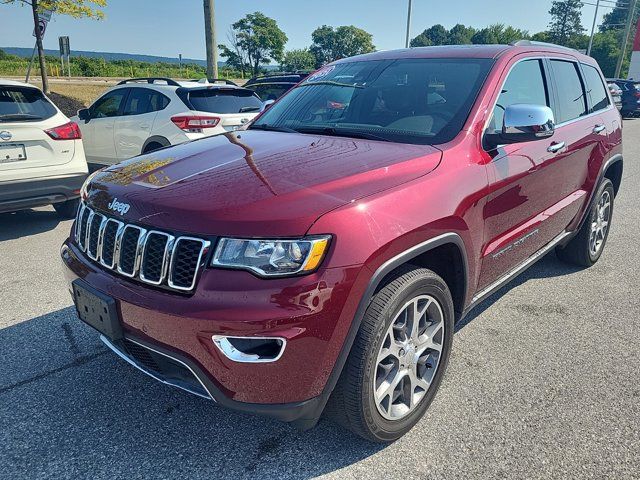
[73,78,264,168]
[0,79,88,218]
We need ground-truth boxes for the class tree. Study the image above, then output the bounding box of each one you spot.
[414,24,449,46]
[590,30,624,76]
[600,0,640,32]
[448,24,476,45]
[223,11,287,77]
[3,0,106,93]
[547,0,585,46]
[310,25,375,67]
[218,29,249,77]
[470,24,529,44]
[281,49,315,72]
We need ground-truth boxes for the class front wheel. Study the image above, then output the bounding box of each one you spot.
[556,178,614,267]
[53,198,80,219]
[327,266,454,442]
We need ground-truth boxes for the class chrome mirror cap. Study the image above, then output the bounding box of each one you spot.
[503,104,555,139]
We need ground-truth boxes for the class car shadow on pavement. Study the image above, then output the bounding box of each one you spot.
[0,306,384,479]
[0,208,64,241]
[455,250,584,332]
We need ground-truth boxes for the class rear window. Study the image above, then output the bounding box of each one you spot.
[0,86,57,122]
[183,88,263,114]
[246,83,293,101]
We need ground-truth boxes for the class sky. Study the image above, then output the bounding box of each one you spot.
[0,0,609,60]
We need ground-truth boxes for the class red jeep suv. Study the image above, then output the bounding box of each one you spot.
[61,42,623,442]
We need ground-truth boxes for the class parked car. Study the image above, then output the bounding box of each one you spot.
[73,77,263,169]
[607,82,623,110]
[61,43,623,442]
[607,78,640,117]
[0,79,87,218]
[243,72,310,101]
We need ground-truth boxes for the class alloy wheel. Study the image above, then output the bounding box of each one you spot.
[590,189,611,256]
[373,294,445,420]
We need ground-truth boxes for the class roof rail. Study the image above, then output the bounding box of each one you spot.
[117,77,181,87]
[208,78,238,86]
[510,40,577,52]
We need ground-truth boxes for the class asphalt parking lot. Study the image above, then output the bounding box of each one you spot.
[1,121,639,480]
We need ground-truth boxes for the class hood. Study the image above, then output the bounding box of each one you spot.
[85,130,442,236]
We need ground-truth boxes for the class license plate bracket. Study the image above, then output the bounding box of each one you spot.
[72,279,123,341]
[0,143,27,164]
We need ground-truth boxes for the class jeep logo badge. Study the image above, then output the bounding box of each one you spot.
[0,131,12,141]
[108,198,130,216]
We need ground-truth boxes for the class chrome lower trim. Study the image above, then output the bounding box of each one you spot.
[212,335,287,363]
[470,230,572,307]
[99,335,214,401]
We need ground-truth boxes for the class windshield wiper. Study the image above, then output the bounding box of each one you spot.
[298,80,364,89]
[295,126,390,142]
[0,113,43,122]
[249,124,298,133]
[239,106,261,113]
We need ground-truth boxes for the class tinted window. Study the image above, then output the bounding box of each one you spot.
[550,60,587,123]
[123,88,169,115]
[489,59,548,134]
[246,83,293,101]
[582,64,609,112]
[91,89,127,118]
[252,58,493,145]
[0,86,57,121]
[187,89,263,113]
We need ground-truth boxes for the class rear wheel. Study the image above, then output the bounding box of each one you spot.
[556,178,614,267]
[53,198,80,219]
[143,142,164,154]
[327,266,454,442]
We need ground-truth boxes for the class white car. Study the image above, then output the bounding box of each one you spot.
[0,79,88,218]
[73,77,264,168]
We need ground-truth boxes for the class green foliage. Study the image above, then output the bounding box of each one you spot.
[3,0,106,19]
[223,11,288,76]
[548,0,584,45]
[281,48,315,71]
[448,24,476,45]
[600,0,640,32]
[411,24,449,46]
[310,25,375,67]
[590,30,627,77]
[411,23,529,47]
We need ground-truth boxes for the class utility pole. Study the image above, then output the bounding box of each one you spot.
[615,0,638,78]
[405,0,413,48]
[587,0,601,56]
[203,0,218,80]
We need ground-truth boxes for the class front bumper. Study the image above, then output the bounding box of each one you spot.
[61,239,364,424]
[0,173,86,213]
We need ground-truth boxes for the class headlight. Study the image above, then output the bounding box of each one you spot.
[211,236,331,277]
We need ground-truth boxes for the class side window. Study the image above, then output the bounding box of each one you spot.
[90,89,127,118]
[123,88,169,115]
[582,64,610,113]
[489,59,548,134]
[550,60,587,123]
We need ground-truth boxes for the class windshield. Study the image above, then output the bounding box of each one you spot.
[183,88,263,114]
[0,86,57,122]
[251,58,493,145]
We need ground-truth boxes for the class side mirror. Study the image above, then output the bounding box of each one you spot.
[262,99,275,111]
[485,104,555,149]
[78,108,90,121]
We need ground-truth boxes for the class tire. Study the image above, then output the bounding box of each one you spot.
[556,178,614,267]
[326,266,454,442]
[53,198,80,219]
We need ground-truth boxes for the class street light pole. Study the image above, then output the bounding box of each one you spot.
[587,0,601,56]
[203,0,218,80]
[615,0,638,78]
[405,0,413,48]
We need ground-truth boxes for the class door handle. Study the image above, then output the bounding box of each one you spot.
[547,141,566,153]
[593,124,606,134]
[139,123,150,130]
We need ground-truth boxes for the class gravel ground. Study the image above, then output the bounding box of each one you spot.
[0,121,638,480]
